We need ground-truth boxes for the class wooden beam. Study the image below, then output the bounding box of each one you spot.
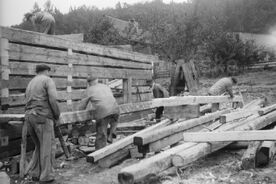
[172,109,276,168]
[117,101,270,182]
[183,130,276,142]
[9,61,152,79]
[134,109,231,146]
[163,105,200,120]
[55,33,84,42]
[9,43,152,70]
[1,26,158,64]
[86,119,171,163]
[258,104,276,116]
[147,120,223,153]
[220,108,260,124]
[152,95,243,107]
[255,126,276,167]
[240,141,262,170]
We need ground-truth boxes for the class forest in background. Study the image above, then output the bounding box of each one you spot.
[13,0,276,76]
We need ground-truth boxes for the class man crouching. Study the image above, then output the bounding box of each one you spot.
[79,76,120,150]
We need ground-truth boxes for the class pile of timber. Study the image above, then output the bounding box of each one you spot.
[117,99,276,184]
[85,95,243,167]
[0,95,244,169]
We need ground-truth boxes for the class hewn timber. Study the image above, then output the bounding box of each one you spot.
[117,102,269,182]
[182,130,276,142]
[258,104,276,116]
[148,120,223,153]
[163,105,200,119]
[152,95,243,107]
[240,141,262,170]
[118,121,222,183]
[2,90,152,107]
[1,26,158,64]
[9,61,152,80]
[172,110,276,167]
[55,33,84,42]
[255,126,276,167]
[134,109,231,146]
[220,108,260,123]
[87,119,171,163]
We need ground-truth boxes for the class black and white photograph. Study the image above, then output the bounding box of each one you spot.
[0,0,276,183]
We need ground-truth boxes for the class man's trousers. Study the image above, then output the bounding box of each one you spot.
[25,114,56,182]
[95,114,119,150]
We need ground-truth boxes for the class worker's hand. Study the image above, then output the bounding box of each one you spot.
[54,119,61,127]
[228,95,234,99]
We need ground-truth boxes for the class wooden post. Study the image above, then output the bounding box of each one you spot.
[0,38,10,109]
[123,77,132,103]
[20,121,28,178]
[67,48,73,111]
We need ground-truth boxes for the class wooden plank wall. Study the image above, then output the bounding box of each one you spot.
[0,26,156,114]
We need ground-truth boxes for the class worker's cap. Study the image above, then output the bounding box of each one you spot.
[130,18,135,22]
[87,75,97,82]
[35,64,51,73]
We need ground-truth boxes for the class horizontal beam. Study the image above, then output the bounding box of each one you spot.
[134,109,231,146]
[152,95,243,107]
[1,26,158,64]
[4,77,147,91]
[183,130,276,142]
[258,104,276,116]
[0,100,155,124]
[2,88,151,106]
[55,33,84,42]
[9,61,152,79]
[87,119,171,163]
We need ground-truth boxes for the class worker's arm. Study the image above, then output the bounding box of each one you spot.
[78,97,91,110]
[226,86,234,98]
[157,84,169,98]
[47,79,60,120]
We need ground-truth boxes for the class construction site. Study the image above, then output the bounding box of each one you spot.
[1,1,276,184]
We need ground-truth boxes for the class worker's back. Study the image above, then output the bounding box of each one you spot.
[25,74,56,118]
[32,11,55,25]
[87,83,119,120]
[208,77,233,95]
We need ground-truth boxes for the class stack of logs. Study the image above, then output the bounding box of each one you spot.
[116,99,276,184]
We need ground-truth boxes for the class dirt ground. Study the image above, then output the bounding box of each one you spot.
[9,69,276,184]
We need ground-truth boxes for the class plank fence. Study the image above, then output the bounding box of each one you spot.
[0,26,158,115]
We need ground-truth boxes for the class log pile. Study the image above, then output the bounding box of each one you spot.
[117,99,276,184]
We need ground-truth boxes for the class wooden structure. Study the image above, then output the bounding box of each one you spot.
[0,26,158,114]
[153,59,199,95]
[0,26,161,160]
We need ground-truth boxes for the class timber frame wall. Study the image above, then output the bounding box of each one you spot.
[0,26,157,114]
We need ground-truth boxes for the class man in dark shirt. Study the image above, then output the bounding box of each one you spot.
[25,64,60,182]
[25,11,55,35]
[147,79,169,121]
[79,76,120,149]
